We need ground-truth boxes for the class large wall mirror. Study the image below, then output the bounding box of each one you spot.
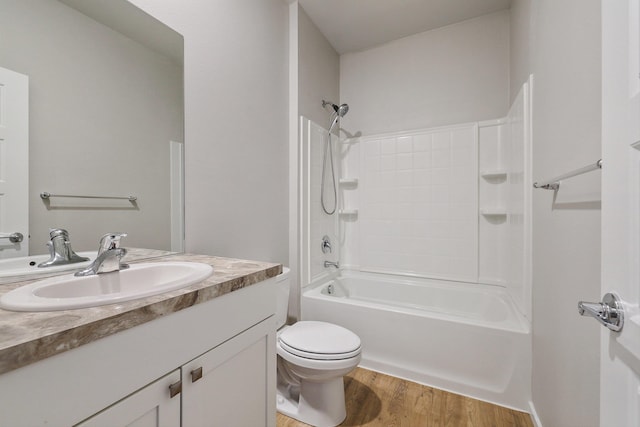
[0,0,184,281]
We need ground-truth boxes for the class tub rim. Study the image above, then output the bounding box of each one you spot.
[303,270,531,334]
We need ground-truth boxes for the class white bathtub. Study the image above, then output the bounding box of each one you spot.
[301,271,531,411]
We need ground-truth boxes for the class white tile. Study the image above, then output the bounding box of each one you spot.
[379,171,395,188]
[364,140,381,157]
[413,152,432,168]
[432,185,450,203]
[380,155,396,171]
[432,256,452,275]
[451,128,474,150]
[432,168,451,185]
[449,184,475,203]
[398,187,414,203]
[413,133,432,152]
[413,169,431,186]
[411,187,430,203]
[397,203,413,220]
[380,204,396,220]
[431,222,451,238]
[412,204,430,221]
[380,138,396,154]
[431,204,450,221]
[397,136,413,153]
[397,170,413,186]
[364,157,381,172]
[396,153,413,170]
[452,148,473,167]
[432,149,451,168]
[432,132,451,150]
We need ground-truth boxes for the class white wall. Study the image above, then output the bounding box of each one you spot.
[129,0,290,265]
[512,0,602,425]
[290,3,341,319]
[298,5,340,128]
[0,0,182,252]
[339,11,510,137]
[509,0,533,104]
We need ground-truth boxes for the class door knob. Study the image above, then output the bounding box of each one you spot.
[578,292,624,332]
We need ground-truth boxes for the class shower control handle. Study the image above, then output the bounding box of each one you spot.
[577,292,624,332]
[321,235,332,254]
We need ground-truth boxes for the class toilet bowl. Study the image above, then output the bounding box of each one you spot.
[275,269,361,427]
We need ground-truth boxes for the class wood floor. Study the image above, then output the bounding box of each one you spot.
[276,368,533,427]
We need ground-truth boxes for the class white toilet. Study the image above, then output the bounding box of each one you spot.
[275,268,362,427]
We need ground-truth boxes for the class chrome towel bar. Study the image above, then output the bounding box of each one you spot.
[533,159,602,190]
[0,232,24,243]
[40,192,137,202]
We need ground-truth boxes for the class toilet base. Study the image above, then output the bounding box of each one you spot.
[276,377,346,427]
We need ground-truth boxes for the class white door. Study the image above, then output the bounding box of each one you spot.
[0,66,29,258]
[600,1,640,425]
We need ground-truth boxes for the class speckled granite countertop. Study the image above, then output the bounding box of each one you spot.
[0,253,281,375]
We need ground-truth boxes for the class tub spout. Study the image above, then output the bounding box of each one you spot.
[324,261,339,269]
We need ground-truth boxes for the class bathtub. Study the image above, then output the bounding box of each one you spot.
[301,271,531,411]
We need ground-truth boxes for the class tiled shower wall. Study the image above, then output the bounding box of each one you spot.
[341,124,479,283]
[302,80,530,321]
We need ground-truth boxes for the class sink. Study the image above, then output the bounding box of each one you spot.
[0,251,97,278]
[0,262,214,312]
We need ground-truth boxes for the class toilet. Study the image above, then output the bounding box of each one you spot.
[275,268,362,427]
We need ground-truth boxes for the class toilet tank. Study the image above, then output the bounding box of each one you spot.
[275,267,290,328]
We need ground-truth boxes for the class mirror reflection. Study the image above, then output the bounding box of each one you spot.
[0,0,184,281]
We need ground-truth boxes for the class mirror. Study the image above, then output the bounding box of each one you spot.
[0,0,184,281]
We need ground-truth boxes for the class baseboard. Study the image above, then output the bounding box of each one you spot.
[528,401,543,427]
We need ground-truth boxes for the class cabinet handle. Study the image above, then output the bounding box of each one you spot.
[191,367,203,383]
[169,380,182,398]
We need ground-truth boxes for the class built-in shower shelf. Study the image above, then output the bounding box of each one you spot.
[338,209,358,217]
[339,178,359,188]
[480,209,508,216]
[480,170,507,179]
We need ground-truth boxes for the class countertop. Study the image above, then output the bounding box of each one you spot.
[0,253,281,375]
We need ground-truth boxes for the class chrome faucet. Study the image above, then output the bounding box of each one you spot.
[324,260,339,269]
[38,228,89,268]
[75,233,129,277]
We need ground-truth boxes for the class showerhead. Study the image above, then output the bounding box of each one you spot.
[322,100,350,118]
[335,103,349,117]
[322,100,350,133]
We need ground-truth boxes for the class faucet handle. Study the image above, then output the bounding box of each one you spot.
[98,232,127,252]
[48,228,69,240]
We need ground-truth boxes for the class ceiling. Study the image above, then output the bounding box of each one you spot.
[297,0,512,54]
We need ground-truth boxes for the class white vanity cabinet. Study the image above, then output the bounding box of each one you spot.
[76,370,182,427]
[182,318,275,426]
[0,275,277,427]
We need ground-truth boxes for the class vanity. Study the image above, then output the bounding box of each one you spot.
[0,254,281,426]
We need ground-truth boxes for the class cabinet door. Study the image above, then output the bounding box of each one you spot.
[182,318,276,427]
[75,369,181,427]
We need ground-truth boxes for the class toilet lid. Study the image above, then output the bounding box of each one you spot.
[278,321,361,360]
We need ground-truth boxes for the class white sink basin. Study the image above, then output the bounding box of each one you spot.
[0,262,214,312]
[0,251,97,278]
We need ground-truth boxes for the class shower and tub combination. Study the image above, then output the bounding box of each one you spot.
[298,81,532,412]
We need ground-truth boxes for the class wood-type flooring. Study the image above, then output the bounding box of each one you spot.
[276,367,534,427]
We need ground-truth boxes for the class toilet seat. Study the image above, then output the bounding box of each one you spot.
[278,321,361,361]
[279,340,361,360]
